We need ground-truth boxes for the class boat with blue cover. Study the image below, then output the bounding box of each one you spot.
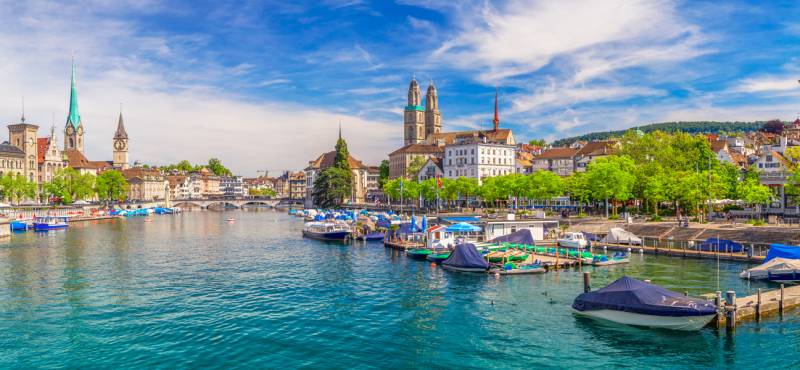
[572,276,717,330]
[442,243,490,273]
[10,220,29,231]
[362,231,385,241]
[302,221,351,241]
[33,216,69,231]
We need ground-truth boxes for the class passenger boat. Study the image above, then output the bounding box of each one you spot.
[572,276,717,331]
[442,244,490,273]
[33,216,69,231]
[302,221,351,241]
[739,257,800,283]
[558,232,588,249]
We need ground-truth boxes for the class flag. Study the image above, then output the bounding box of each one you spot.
[436,175,442,189]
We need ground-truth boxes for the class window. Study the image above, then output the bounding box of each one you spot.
[448,170,452,176]
[471,149,475,154]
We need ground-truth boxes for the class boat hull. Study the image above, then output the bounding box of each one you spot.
[496,267,546,275]
[573,309,715,331]
[302,230,350,241]
[33,223,68,231]
[407,250,433,260]
[442,265,489,273]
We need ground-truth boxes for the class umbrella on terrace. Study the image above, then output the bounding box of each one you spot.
[445,222,481,232]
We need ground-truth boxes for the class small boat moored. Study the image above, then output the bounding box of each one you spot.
[33,216,69,231]
[740,257,800,282]
[558,232,587,249]
[407,248,433,260]
[572,276,717,331]
[442,243,490,273]
[302,221,352,241]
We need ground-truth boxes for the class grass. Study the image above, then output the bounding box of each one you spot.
[747,219,766,226]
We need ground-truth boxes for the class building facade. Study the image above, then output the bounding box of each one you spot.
[113,111,130,170]
[442,140,516,182]
[221,176,245,198]
[304,149,370,207]
[123,167,168,201]
[288,172,306,201]
[388,143,444,179]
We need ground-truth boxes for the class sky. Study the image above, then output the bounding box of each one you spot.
[0,0,799,176]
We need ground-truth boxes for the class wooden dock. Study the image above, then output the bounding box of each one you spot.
[383,240,424,251]
[713,284,800,328]
[600,243,764,263]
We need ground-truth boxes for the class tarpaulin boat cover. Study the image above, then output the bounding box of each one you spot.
[376,218,391,228]
[582,232,602,242]
[572,276,717,317]
[765,244,800,262]
[442,244,490,270]
[489,229,535,245]
[601,228,642,245]
[698,238,743,253]
[744,258,800,274]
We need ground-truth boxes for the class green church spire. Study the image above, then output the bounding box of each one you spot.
[66,59,81,130]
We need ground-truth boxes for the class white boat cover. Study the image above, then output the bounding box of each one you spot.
[601,228,642,245]
[740,257,800,278]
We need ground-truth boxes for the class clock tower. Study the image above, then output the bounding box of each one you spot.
[112,110,129,170]
[64,60,85,153]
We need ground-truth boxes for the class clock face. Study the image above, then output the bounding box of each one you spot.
[114,139,126,151]
[66,125,74,135]
[77,126,84,135]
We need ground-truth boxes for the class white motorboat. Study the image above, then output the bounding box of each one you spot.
[558,232,587,249]
[740,257,800,283]
[572,276,717,331]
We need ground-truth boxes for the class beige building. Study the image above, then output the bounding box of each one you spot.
[190,168,222,198]
[123,167,168,201]
[37,126,66,185]
[288,171,306,201]
[0,143,25,178]
[388,143,444,179]
[304,150,370,207]
[531,147,579,176]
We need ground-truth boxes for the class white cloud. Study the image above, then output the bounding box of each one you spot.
[257,79,291,87]
[511,84,665,114]
[734,76,800,93]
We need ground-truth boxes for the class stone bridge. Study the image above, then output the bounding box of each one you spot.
[172,198,286,209]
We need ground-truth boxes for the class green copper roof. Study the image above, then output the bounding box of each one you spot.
[404,105,424,111]
[66,61,81,130]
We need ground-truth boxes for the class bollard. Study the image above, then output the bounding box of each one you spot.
[756,288,762,320]
[684,291,689,296]
[644,279,651,284]
[583,272,591,293]
[780,284,785,314]
[639,248,643,254]
[725,290,737,330]
[715,291,723,328]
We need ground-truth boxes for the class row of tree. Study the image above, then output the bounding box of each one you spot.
[156,158,233,176]
[0,168,130,205]
[381,130,778,218]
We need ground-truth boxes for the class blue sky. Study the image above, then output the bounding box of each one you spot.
[0,0,799,175]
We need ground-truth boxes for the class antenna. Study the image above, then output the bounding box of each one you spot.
[21,96,25,122]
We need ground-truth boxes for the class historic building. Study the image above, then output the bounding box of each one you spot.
[113,111,129,170]
[287,172,306,201]
[304,132,371,207]
[441,135,516,183]
[388,143,444,179]
[122,167,168,201]
[8,115,39,183]
[37,126,66,186]
[0,142,25,178]
[221,176,245,198]
[403,78,426,145]
[64,61,85,153]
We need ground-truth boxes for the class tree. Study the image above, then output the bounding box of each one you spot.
[406,156,427,179]
[207,158,232,176]
[248,187,276,197]
[382,178,401,201]
[95,170,129,202]
[585,155,636,217]
[313,167,353,208]
[565,171,591,209]
[528,139,546,147]
[0,173,36,204]
[527,170,565,199]
[378,159,390,188]
[45,168,96,204]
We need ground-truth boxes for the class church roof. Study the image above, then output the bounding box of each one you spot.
[306,151,366,170]
[66,60,82,130]
[114,112,128,139]
[0,144,25,158]
[389,143,445,156]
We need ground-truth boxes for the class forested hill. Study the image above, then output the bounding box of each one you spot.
[551,121,765,147]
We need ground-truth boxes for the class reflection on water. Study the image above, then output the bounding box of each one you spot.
[0,210,798,369]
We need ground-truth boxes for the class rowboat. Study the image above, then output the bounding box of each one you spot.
[407,249,433,260]
[572,276,717,331]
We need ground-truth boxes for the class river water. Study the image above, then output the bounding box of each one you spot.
[0,210,798,369]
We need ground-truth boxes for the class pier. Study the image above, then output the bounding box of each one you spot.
[713,284,800,329]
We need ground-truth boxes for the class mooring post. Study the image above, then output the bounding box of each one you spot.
[715,291,723,328]
[756,288,762,320]
[583,272,590,293]
[780,284,785,314]
[725,290,737,330]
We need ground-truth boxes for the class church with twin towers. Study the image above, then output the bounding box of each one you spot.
[403,78,442,145]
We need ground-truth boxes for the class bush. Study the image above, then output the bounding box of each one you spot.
[608,214,620,220]
[747,219,766,226]
[648,215,663,222]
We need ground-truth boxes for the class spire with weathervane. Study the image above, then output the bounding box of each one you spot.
[64,59,85,153]
[493,88,500,131]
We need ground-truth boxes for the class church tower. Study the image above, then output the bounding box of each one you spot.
[424,81,441,138]
[403,77,425,145]
[64,60,85,153]
[8,112,39,183]
[113,109,129,170]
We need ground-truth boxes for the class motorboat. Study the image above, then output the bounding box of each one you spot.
[591,252,630,266]
[407,248,433,260]
[362,231,385,241]
[302,221,351,241]
[572,276,717,331]
[495,263,546,275]
[33,216,69,231]
[426,252,450,264]
[10,220,29,231]
[740,257,800,283]
[558,232,587,249]
[441,243,490,273]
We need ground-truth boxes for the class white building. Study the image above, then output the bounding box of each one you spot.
[442,137,515,183]
[221,176,245,198]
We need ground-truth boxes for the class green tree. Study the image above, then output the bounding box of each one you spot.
[406,156,427,179]
[382,178,401,201]
[95,170,129,202]
[312,167,353,208]
[585,155,636,217]
[45,168,96,204]
[527,170,565,199]
[207,158,233,176]
[528,139,546,147]
[378,159,390,187]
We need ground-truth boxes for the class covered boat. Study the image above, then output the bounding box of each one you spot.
[698,238,743,253]
[601,228,642,246]
[489,229,535,245]
[441,243,490,273]
[740,257,800,282]
[302,221,351,241]
[572,276,717,330]
[764,244,800,262]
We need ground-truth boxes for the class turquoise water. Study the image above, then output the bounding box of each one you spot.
[1,210,798,369]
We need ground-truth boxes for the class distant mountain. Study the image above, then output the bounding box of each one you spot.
[550,121,765,147]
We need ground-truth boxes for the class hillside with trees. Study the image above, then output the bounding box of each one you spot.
[551,121,765,147]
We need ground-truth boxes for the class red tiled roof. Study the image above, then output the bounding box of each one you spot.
[426,128,513,145]
[36,138,50,164]
[389,143,445,156]
[575,141,616,157]
[535,147,579,159]
[306,151,366,170]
